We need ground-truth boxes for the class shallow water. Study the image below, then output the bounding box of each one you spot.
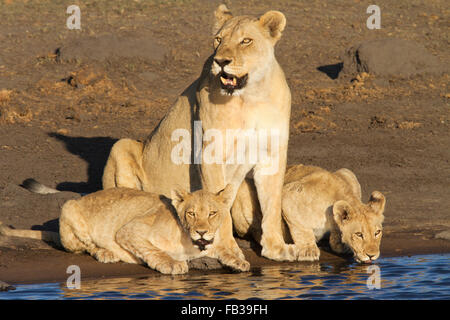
[1,254,449,300]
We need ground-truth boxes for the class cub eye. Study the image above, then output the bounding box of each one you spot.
[241,38,252,45]
[214,37,222,45]
[355,232,364,239]
[186,211,195,218]
[209,211,218,217]
[375,230,382,236]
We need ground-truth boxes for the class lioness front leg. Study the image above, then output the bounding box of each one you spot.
[213,213,250,272]
[282,212,320,261]
[116,223,188,275]
[199,163,249,264]
[254,166,298,261]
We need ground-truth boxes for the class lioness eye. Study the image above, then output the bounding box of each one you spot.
[214,37,221,44]
[241,38,252,45]
[209,211,218,217]
[355,232,364,238]
[186,211,195,218]
[375,230,381,236]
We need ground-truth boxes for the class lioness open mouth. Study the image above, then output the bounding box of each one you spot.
[193,238,213,251]
[219,72,248,94]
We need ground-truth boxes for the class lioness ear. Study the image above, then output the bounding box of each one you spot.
[333,200,354,226]
[213,4,233,34]
[170,188,189,209]
[259,10,286,42]
[368,191,386,216]
[217,184,234,208]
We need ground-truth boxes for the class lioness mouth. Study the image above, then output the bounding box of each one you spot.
[219,72,248,94]
[193,238,213,251]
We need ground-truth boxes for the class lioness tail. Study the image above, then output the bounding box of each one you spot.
[0,221,61,247]
[22,178,60,194]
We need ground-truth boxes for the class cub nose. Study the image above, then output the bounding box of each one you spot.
[196,230,207,237]
[214,58,232,68]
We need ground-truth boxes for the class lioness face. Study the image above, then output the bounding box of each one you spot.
[171,185,233,251]
[211,5,286,95]
[333,191,386,263]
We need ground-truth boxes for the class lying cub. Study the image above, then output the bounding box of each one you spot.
[232,165,386,263]
[0,186,250,274]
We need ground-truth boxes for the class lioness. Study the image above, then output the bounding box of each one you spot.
[232,165,386,263]
[0,185,250,274]
[102,5,296,261]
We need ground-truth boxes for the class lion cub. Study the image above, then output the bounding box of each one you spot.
[232,165,386,263]
[0,186,250,274]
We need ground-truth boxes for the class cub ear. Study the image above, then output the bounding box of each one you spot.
[213,4,233,34]
[368,191,386,216]
[170,188,190,209]
[333,200,354,227]
[216,184,234,208]
[259,10,286,42]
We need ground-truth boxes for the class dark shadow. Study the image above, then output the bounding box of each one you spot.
[48,133,118,194]
[31,219,59,232]
[317,62,343,80]
[30,219,63,250]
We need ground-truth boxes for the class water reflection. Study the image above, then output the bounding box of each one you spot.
[2,254,449,300]
[57,259,401,299]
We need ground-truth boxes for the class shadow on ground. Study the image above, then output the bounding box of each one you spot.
[49,133,118,194]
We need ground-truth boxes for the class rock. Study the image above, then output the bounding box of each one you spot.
[187,257,222,270]
[435,230,450,241]
[0,280,15,292]
[341,38,445,78]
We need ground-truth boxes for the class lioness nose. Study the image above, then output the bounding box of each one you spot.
[367,253,376,260]
[214,58,232,68]
[196,230,207,237]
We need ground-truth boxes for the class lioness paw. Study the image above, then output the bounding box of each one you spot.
[227,258,250,272]
[156,260,188,275]
[94,248,121,263]
[297,244,320,261]
[261,243,298,262]
[219,253,250,272]
[235,259,251,272]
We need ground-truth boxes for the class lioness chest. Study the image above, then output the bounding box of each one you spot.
[200,99,287,131]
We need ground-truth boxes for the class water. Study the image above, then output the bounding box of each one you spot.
[1,254,449,300]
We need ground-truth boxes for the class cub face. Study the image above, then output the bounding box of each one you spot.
[333,191,386,263]
[211,5,286,96]
[171,185,234,251]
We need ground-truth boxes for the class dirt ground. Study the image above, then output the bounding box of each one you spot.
[0,0,449,285]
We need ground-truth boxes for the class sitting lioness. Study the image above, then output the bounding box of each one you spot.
[232,165,386,263]
[0,185,250,274]
[101,5,297,262]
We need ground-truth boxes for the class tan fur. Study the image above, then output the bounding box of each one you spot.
[0,186,250,274]
[102,5,296,261]
[232,165,386,263]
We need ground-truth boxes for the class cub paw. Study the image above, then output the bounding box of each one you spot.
[94,248,120,263]
[297,244,320,261]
